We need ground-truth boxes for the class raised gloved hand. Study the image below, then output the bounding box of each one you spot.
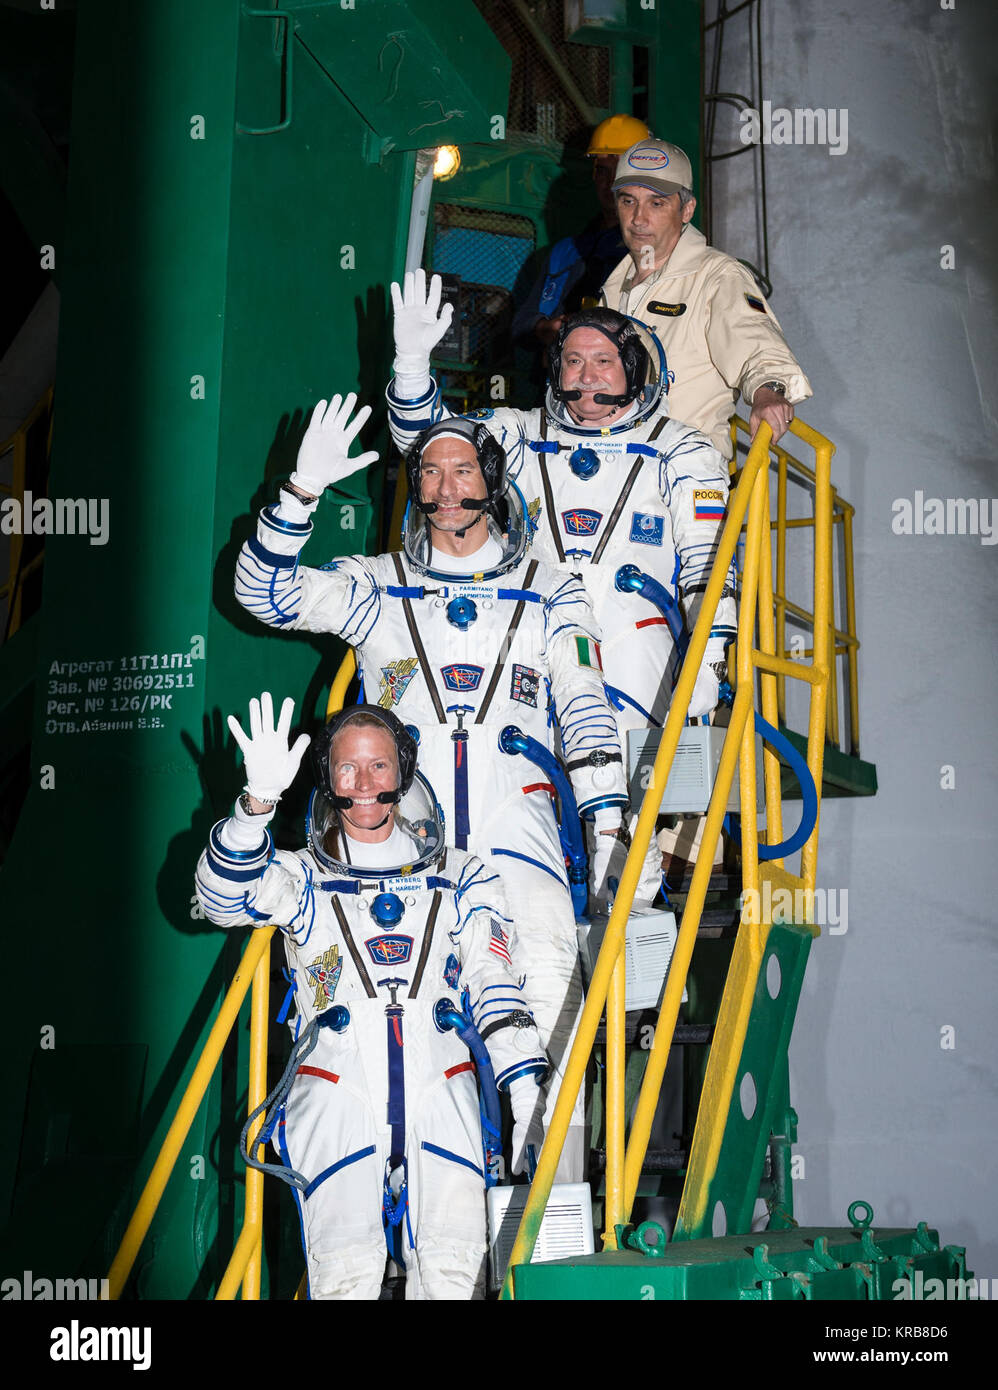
[289,393,379,500]
[686,637,730,720]
[228,692,311,805]
[508,1074,546,1178]
[390,270,454,379]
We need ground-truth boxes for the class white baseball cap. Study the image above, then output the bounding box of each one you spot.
[613,139,694,197]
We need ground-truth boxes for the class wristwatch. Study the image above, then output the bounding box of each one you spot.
[760,380,787,396]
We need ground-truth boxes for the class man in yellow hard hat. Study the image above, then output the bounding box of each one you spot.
[512,114,651,350]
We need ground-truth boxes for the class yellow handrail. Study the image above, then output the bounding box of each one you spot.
[499,424,778,1296]
[104,924,276,1299]
[732,416,860,756]
[501,415,836,1295]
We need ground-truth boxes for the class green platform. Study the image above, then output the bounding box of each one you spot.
[512,1221,969,1301]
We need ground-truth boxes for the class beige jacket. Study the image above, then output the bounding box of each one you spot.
[600,225,812,456]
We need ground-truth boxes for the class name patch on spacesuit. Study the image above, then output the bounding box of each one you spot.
[694,489,726,521]
[629,512,665,545]
[510,663,540,706]
[562,508,602,536]
[647,301,686,317]
[365,934,414,965]
[307,945,342,1009]
[378,658,419,709]
[441,583,502,602]
[380,874,430,894]
[441,664,484,691]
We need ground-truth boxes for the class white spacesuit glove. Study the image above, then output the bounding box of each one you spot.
[508,1075,546,1178]
[591,808,657,913]
[288,393,379,499]
[390,270,454,393]
[686,637,730,720]
[227,692,311,805]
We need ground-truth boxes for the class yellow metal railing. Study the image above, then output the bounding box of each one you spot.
[500,417,835,1296]
[1,388,54,641]
[730,414,860,757]
[105,448,403,1300]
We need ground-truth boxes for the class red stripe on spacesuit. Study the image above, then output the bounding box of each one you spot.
[444,1061,476,1080]
[522,782,556,796]
[635,617,668,629]
[296,1065,339,1084]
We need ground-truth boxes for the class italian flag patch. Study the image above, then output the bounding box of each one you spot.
[694,489,726,521]
[576,636,603,670]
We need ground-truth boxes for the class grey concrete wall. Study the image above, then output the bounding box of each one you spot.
[704,0,998,1271]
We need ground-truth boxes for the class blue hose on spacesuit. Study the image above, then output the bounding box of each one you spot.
[433,995,503,1188]
[498,725,589,921]
[615,563,689,667]
[614,565,819,860]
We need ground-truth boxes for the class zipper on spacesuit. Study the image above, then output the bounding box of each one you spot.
[381,976,414,1261]
[448,706,473,850]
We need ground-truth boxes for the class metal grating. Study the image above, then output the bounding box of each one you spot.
[472,0,610,145]
[430,204,535,391]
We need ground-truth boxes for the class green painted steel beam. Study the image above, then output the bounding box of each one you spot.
[0,0,506,1299]
[512,1223,969,1301]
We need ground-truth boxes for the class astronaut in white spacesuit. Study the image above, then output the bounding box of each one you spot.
[195,695,547,1300]
[233,396,629,1178]
[386,274,738,902]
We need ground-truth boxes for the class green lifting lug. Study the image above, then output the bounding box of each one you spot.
[620,1221,668,1258]
[847,1198,874,1231]
[805,1236,841,1272]
[751,1243,784,1281]
[913,1221,939,1254]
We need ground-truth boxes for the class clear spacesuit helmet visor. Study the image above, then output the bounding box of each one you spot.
[402,460,532,581]
[306,769,445,878]
[545,312,669,432]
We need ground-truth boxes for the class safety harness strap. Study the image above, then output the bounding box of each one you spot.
[391,552,447,723]
[590,457,644,565]
[407,890,441,999]
[536,454,567,563]
[474,559,539,723]
[331,897,377,998]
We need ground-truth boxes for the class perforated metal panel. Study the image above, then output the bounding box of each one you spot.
[472,0,609,144]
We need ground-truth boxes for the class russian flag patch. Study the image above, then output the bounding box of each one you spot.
[694,489,726,521]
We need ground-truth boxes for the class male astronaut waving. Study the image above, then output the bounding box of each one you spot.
[386,274,738,903]
[234,395,628,1180]
[196,696,547,1300]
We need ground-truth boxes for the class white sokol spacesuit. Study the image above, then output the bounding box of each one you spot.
[386,290,738,902]
[196,699,547,1300]
[234,403,629,1178]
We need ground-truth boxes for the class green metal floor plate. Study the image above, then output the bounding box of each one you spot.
[512,1224,968,1301]
[778,725,878,798]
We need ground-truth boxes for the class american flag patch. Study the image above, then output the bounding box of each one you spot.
[488,919,512,964]
[694,489,726,521]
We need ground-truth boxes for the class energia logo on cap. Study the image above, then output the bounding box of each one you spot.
[628,147,670,169]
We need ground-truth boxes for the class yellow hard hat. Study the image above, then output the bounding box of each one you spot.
[587,114,652,157]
